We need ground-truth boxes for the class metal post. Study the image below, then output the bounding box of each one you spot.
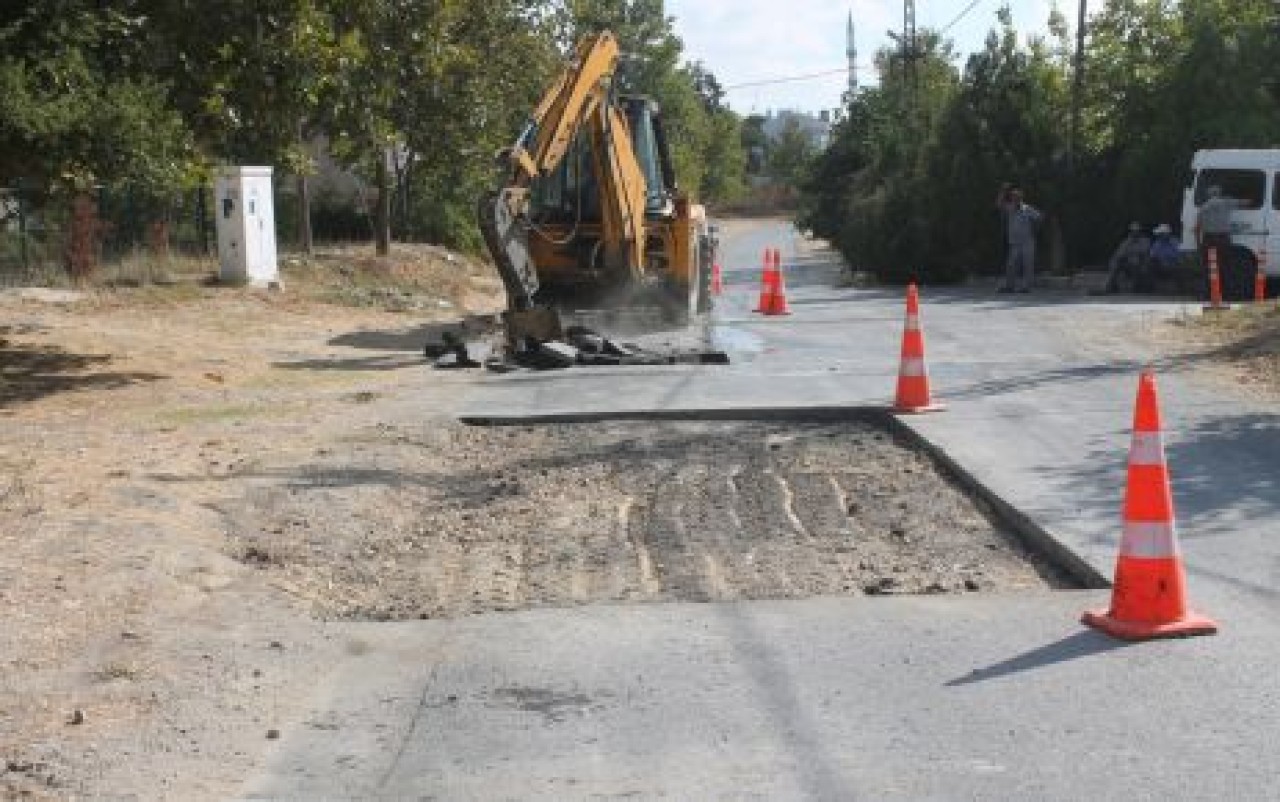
[196,186,209,255]
[1068,0,1087,169]
[15,178,28,272]
[905,0,918,95]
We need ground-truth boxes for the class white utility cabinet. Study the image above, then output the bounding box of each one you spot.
[215,166,279,286]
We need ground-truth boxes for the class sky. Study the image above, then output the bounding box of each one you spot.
[666,0,1063,115]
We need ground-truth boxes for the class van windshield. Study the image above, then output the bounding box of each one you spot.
[1194,168,1265,209]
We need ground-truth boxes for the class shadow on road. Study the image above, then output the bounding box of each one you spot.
[945,330,1277,403]
[1186,562,1280,603]
[273,354,429,372]
[718,604,858,799]
[851,284,1196,309]
[945,360,1146,402]
[945,629,1131,687]
[1163,413,1280,536]
[1035,409,1280,550]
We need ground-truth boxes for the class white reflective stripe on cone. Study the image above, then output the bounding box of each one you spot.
[1128,431,1166,467]
[1119,520,1179,559]
[905,313,920,330]
[899,357,926,377]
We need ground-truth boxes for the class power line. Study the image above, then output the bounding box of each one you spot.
[940,0,985,34]
[722,0,987,94]
[723,66,871,91]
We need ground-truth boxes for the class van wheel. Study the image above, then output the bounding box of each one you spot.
[1220,248,1256,302]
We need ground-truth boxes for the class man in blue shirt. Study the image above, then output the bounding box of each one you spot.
[1148,223,1180,276]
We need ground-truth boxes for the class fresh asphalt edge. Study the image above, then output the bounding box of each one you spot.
[457,405,1111,591]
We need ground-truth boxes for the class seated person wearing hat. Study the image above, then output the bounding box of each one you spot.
[1148,224,1180,280]
[1105,222,1151,292]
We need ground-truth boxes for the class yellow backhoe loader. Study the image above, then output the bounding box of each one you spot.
[478,31,713,355]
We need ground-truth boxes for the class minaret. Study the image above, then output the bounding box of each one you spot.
[846,10,858,95]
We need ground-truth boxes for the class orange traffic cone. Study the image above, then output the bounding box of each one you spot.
[1082,370,1217,641]
[761,248,791,316]
[1256,250,1268,304]
[753,249,776,312]
[893,283,944,413]
[1204,247,1230,311]
[711,260,723,296]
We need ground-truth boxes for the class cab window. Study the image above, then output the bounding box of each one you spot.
[1194,168,1265,209]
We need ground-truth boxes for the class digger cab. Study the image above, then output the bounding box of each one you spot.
[526,95,699,304]
[529,96,675,225]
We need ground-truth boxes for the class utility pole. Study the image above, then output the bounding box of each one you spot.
[887,0,921,109]
[1063,0,1088,274]
[905,0,919,98]
[1068,0,1087,170]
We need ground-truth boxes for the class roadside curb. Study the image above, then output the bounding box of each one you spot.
[457,405,1110,591]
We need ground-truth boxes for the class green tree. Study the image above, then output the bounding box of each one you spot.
[0,3,193,197]
[319,1,560,254]
[922,8,1070,276]
[560,0,746,202]
[123,3,355,251]
[1086,0,1280,230]
[766,119,817,187]
[799,32,960,283]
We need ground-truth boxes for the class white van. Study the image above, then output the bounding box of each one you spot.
[1181,149,1280,292]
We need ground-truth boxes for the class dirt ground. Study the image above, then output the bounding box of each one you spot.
[1162,303,1280,401]
[2,240,1058,799]
[0,245,504,799]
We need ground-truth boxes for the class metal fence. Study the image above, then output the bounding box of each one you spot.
[0,179,396,286]
[0,184,226,286]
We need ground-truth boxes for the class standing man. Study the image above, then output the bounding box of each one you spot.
[996,186,1043,293]
[1195,185,1237,281]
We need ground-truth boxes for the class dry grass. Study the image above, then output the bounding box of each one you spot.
[1170,303,1280,397]
[282,243,496,312]
[13,243,501,315]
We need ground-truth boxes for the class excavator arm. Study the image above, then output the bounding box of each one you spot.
[478,31,648,346]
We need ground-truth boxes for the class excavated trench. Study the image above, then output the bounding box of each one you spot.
[224,414,1085,621]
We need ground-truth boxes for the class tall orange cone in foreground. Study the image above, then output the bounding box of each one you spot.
[1204,247,1230,311]
[753,249,776,312]
[761,248,791,316]
[1082,370,1217,641]
[893,283,944,413]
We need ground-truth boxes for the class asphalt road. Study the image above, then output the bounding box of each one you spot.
[243,219,1280,800]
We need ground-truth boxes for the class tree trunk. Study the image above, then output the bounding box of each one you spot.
[296,120,314,256]
[296,173,313,256]
[374,148,391,256]
[67,193,101,281]
[1047,216,1066,276]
